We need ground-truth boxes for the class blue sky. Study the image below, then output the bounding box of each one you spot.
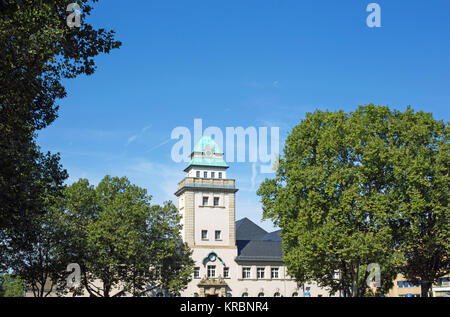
[37,0,450,231]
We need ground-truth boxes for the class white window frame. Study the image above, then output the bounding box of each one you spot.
[242,267,251,279]
[194,267,200,279]
[257,267,265,279]
[271,267,279,279]
[207,265,216,278]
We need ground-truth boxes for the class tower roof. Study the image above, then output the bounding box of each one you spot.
[184,136,229,171]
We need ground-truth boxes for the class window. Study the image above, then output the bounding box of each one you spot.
[218,172,222,179]
[204,171,208,178]
[201,230,208,240]
[202,196,209,206]
[215,230,221,240]
[257,268,265,279]
[194,267,200,279]
[223,267,229,278]
[211,172,215,178]
[398,280,418,288]
[196,171,200,178]
[271,268,279,279]
[207,265,216,278]
[292,292,298,297]
[242,292,248,297]
[214,197,220,206]
[258,293,264,297]
[439,277,450,286]
[242,267,251,279]
[274,292,281,297]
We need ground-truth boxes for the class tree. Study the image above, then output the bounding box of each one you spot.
[0,150,68,274]
[0,0,121,268]
[7,194,71,297]
[59,176,193,297]
[0,274,24,297]
[149,203,194,296]
[388,109,449,297]
[258,105,449,297]
[258,105,402,296]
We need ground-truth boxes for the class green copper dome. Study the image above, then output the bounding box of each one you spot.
[193,136,221,153]
[185,136,229,171]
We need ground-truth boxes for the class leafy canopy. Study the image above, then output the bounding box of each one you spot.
[258,105,448,297]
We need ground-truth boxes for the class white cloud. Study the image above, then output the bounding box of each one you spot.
[127,135,137,144]
[126,125,152,146]
[146,138,172,153]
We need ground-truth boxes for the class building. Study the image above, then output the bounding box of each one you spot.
[432,276,450,297]
[386,274,422,297]
[176,136,329,297]
[387,274,450,297]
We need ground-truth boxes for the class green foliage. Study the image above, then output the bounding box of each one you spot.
[388,108,449,296]
[7,193,72,297]
[0,274,24,297]
[59,176,193,297]
[258,105,449,297]
[0,0,121,269]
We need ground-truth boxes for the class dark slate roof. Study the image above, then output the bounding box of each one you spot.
[262,230,282,241]
[235,217,268,241]
[235,218,283,262]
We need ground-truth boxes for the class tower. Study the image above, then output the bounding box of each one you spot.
[175,136,238,249]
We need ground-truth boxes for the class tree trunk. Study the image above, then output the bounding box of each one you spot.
[420,282,432,297]
[351,264,360,297]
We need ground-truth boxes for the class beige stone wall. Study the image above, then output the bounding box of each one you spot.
[180,248,331,297]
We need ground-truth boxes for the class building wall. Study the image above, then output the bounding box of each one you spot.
[386,274,422,297]
[186,166,227,179]
[194,191,231,247]
[386,273,450,297]
[179,248,327,297]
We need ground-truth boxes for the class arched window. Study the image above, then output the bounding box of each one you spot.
[274,292,281,297]
[193,293,199,297]
[292,292,298,297]
[258,292,264,297]
[242,292,248,297]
